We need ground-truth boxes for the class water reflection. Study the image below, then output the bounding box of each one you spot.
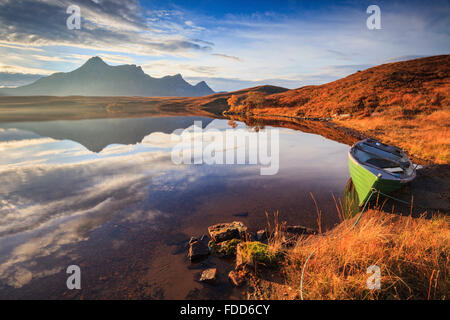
[0,116,213,152]
[342,178,360,219]
[0,116,350,298]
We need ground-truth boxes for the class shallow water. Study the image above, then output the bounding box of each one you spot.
[0,115,350,299]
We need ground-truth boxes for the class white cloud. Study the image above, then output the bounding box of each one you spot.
[0,1,448,91]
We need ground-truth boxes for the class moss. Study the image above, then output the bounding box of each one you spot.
[238,242,279,267]
[220,238,241,256]
[209,238,241,257]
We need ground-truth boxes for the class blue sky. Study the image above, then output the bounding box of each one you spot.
[0,0,449,91]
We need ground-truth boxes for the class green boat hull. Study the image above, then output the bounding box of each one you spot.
[348,156,403,206]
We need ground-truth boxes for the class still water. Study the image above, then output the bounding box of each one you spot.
[0,115,350,299]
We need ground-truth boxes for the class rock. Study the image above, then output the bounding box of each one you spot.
[285,225,317,236]
[199,268,217,284]
[236,244,244,267]
[247,232,257,242]
[189,237,210,262]
[228,270,245,287]
[210,238,241,257]
[232,211,248,217]
[256,229,267,241]
[208,221,247,243]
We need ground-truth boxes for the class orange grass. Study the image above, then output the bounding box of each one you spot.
[225,56,450,165]
[276,210,449,300]
[336,109,450,164]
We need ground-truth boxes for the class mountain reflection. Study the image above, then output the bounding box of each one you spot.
[0,116,213,152]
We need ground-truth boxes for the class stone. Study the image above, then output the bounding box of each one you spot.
[199,268,217,284]
[256,229,267,241]
[285,225,317,236]
[247,232,257,242]
[228,270,245,287]
[232,211,248,217]
[208,221,247,243]
[189,238,209,262]
[210,238,241,257]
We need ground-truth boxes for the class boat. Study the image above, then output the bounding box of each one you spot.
[348,138,416,206]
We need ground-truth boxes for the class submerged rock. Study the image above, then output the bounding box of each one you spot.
[199,268,217,284]
[256,229,267,241]
[285,225,317,236]
[247,232,257,242]
[189,236,210,262]
[232,211,249,217]
[208,221,247,243]
[228,270,246,287]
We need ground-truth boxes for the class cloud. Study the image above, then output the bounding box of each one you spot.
[184,76,301,91]
[142,59,218,77]
[0,41,44,52]
[183,64,371,92]
[212,53,242,62]
[382,55,427,63]
[0,64,54,75]
[0,0,212,57]
[190,38,215,47]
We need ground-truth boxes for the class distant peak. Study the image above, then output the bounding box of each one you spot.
[195,80,212,89]
[82,56,108,67]
[89,56,105,62]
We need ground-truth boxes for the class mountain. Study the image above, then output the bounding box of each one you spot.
[0,56,214,97]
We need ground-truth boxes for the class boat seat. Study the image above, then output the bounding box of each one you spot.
[365,158,399,168]
[384,167,404,173]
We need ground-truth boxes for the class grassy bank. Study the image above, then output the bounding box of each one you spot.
[335,109,450,164]
[247,210,449,300]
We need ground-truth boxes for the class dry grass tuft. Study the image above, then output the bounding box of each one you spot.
[337,109,450,164]
[279,210,449,300]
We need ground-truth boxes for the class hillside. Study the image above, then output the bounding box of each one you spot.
[0,57,214,97]
[225,55,450,164]
[226,55,449,118]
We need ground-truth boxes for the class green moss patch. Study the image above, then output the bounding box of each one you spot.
[209,238,241,257]
[237,242,280,268]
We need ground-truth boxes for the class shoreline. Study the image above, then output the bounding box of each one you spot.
[189,210,448,300]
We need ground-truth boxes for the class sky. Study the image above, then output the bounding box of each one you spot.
[0,0,449,91]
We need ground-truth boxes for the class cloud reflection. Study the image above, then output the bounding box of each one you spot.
[0,119,260,288]
[0,126,187,288]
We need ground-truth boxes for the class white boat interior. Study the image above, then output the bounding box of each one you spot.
[351,139,415,180]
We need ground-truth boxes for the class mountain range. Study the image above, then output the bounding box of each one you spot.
[0,57,214,97]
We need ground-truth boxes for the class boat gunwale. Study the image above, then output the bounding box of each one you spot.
[348,141,416,183]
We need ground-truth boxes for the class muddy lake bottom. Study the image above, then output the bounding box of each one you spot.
[0,113,398,299]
